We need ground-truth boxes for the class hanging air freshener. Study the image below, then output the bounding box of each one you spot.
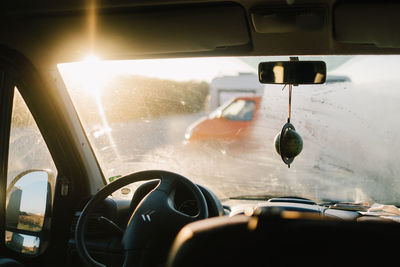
[274,83,303,168]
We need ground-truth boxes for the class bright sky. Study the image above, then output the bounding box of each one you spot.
[15,171,48,215]
[330,55,400,84]
[58,56,256,93]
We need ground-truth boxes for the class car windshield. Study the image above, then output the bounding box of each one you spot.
[58,55,400,205]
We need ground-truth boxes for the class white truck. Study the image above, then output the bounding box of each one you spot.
[208,72,264,111]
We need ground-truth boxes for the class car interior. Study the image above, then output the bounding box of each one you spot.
[1,0,400,266]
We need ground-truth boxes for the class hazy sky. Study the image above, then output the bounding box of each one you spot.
[14,171,48,215]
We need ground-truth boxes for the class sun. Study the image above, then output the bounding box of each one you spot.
[82,53,100,64]
[80,54,108,95]
[58,54,115,97]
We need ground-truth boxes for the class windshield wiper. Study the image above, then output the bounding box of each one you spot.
[319,201,370,212]
[226,195,316,205]
[226,194,281,201]
[226,196,371,212]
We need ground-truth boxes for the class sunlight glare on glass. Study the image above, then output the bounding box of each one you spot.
[81,54,103,96]
[59,57,256,88]
[83,53,100,64]
[79,54,122,161]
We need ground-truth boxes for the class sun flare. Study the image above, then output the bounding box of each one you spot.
[58,56,255,95]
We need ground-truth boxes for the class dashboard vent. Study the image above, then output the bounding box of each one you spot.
[268,197,316,205]
[70,203,112,237]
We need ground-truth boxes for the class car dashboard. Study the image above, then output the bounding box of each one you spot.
[67,182,397,267]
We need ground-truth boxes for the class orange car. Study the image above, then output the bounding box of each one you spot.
[185,96,262,141]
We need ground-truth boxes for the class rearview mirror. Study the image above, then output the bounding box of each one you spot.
[258,61,326,84]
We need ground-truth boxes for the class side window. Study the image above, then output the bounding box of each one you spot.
[5,88,57,255]
[221,100,256,121]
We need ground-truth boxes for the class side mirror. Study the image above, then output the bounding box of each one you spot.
[208,109,223,119]
[5,170,55,255]
[258,61,326,84]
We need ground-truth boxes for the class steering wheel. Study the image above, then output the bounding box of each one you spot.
[75,170,208,267]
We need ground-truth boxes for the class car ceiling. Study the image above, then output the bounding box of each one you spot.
[0,0,400,66]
